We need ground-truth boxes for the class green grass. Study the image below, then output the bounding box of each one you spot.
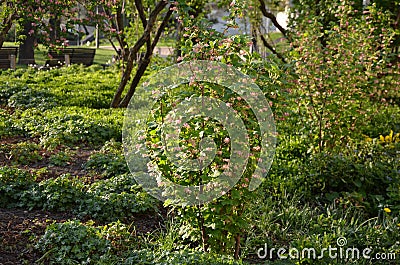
[157,36,176,47]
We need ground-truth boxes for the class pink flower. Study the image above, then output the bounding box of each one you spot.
[252,146,261,151]
[224,137,230,144]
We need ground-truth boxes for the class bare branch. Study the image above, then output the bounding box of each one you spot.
[119,4,174,107]
[111,0,169,107]
[135,0,147,28]
[128,0,167,56]
[258,0,288,39]
[151,6,174,51]
[259,30,286,63]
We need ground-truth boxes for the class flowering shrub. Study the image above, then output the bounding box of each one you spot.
[140,5,275,258]
[289,0,400,152]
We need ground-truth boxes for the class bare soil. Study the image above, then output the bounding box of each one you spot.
[0,135,165,264]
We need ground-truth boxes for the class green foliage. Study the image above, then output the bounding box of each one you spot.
[145,80,262,255]
[0,82,27,106]
[49,150,73,166]
[289,0,400,152]
[0,166,35,208]
[16,174,86,211]
[179,17,255,69]
[84,140,129,178]
[0,65,118,109]
[264,132,399,214]
[0,109,12,137]
[8,88,58,110]
[7,141,43,165]
[243,194,400,264]
[361,107,400,138]
[78,173,157,222]
[144,7,279,256]
[123,249,244,265]
[36,220,112,265]
[12,106,123,148]
[0,4,399,261]
[0,169,155,220]
[36,219,244,265]
[307,145,398,211]
[39,174,87,211]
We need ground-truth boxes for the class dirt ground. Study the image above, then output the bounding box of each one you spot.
[0,135,165,264]
[0,208,164,264]
[0,208,74,264]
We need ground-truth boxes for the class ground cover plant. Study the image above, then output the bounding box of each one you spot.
[0,0,400,264]
[0,57,398,265]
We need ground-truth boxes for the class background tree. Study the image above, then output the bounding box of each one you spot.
[109,0,175,108]
[0,0,99,64]
[288,0,400,152]
[0,1,17,48]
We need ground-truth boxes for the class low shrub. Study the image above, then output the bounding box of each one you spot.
[36,220,112,265]
[0,65,119,109]
[7,88,58,110]
[78,173,157,222]
[49,150,73,166]
[84,140,129,178]
[39,174,87,211]
[1,170,155,220]
[8,141,43,165]
[0,166,35,208]
[12,106,124,148]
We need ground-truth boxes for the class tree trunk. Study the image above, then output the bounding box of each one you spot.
[258,0,289,39]
[110,51,137,107]
[110,0,172,108]
[18,21,35,65]
[234,234,241,259]
[118,6,173,108]
[49,18,61,43]
[119,57,150,107]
